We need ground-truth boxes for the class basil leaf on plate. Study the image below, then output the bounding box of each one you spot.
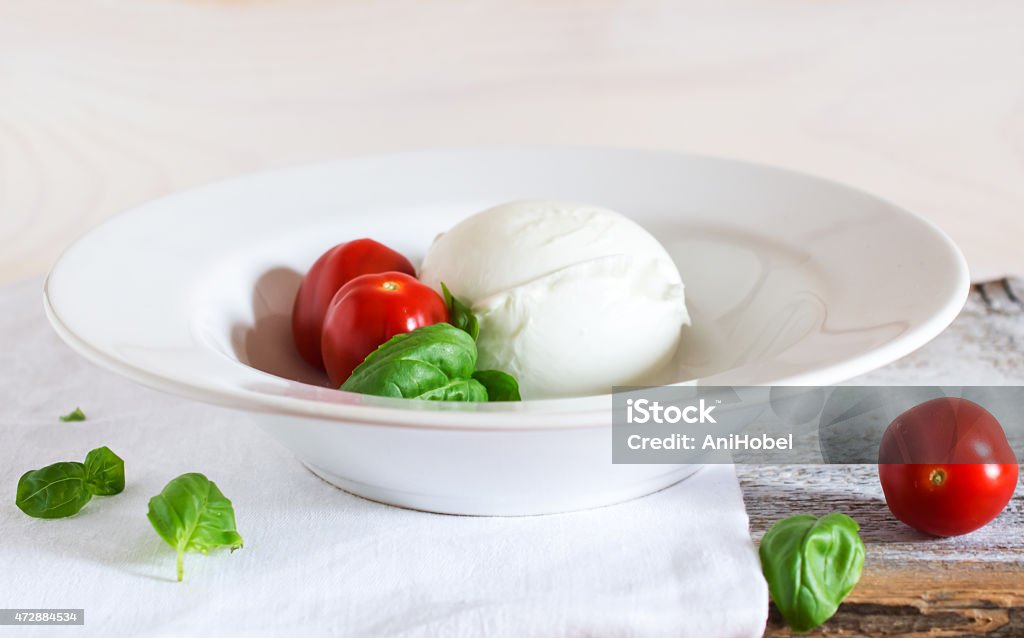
[341,323,478,399]
[83,446,125,496]
[417,377,490,402]
[16,462,92,519]
[759,513,865,632]
[472,370,521,402]
[441,282,479,341]
[341,322,522,402]
[147,473,243,582]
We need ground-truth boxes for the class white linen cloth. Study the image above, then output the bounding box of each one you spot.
[0,277,767,637]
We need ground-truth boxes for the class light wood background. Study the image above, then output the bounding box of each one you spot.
[2,0,1024,286]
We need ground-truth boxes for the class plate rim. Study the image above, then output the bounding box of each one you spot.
[43,144,970,430]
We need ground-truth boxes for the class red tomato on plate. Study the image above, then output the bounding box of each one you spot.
[878,397,1019,537]
[292,239,415,369]
[321,272,449,387]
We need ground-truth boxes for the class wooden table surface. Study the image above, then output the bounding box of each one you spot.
[744,466,1024,637]
[750,285,1024,637]
[3,2,1023,636]
[3,0,1024,284]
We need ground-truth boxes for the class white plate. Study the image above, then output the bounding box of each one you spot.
[44,147,968,514]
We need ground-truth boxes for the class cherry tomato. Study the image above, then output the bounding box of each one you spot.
[292,239,415,369]
[878,397,1019,537]
[321,272,449,387]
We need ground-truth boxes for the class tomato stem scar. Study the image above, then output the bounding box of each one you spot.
[929,468,946,486]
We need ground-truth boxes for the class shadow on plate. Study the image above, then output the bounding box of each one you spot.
[230,267,330,388]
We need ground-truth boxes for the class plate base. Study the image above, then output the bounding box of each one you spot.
[303,462,702,517]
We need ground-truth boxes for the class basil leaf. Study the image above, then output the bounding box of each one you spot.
[441,282,479,341]
[147,473,243,582]
[16,462,92,519]
[472,370,521,402]
[417,378,489,401]
[341,322,521,402]
[344,359,452,398]
[15,445,126,519]
[59,407,86,422]
[83,446,125,496]
[759,513,865,632]
[341,323,479,399]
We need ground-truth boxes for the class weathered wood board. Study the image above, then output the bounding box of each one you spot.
[744,283,1024,637]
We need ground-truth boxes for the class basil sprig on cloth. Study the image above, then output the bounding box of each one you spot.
[759,513,865,632]
[59,407,86,422]
[15,446,125,518]
[83,446,128,495]
[342,323,520,401]
[147,473,243,582]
